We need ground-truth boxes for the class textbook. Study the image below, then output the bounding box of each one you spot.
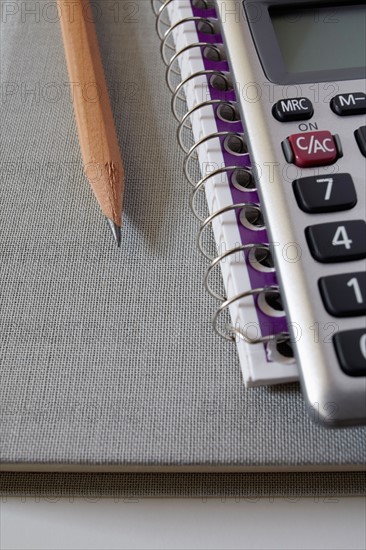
[0,0,365,473]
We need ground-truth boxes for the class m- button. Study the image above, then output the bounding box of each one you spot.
[330,93,366,116]
[282,131,342,168]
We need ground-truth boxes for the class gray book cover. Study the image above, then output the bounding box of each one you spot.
[1,1,365,473]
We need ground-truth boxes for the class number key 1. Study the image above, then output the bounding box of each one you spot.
[319,272,366,317]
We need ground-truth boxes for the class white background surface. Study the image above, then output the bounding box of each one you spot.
[1,496,365,549]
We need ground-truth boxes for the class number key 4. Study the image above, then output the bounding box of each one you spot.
[306,220,366,263]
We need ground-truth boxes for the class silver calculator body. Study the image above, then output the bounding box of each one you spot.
[216,0,366,426]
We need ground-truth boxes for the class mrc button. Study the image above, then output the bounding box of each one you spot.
[282,131,342,168]
[330,93,366,116]
[272,97,313,122]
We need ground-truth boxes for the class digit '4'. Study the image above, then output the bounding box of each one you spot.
[332,226,352,250]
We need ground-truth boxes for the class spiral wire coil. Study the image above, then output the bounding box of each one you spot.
[152,0,292,352]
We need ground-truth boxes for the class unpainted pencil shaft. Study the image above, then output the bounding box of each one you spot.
[58,0,123,240]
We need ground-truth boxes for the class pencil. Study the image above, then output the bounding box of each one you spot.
[58,0,124,246]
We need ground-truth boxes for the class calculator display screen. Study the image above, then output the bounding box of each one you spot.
[270,4,366,75]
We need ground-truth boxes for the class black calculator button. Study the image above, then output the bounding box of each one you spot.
[293,174,357,213]
[334,330,366,377]
[355,126,366,157]
[330,93,366,116]
[272,97,313,122]
[319,272,366,317]
[306,221,366,263]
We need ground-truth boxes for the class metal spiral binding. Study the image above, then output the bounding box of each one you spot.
[156,0,177,39]
[162,20,218,65]
[152,1,293,355]
[190,165,254,221]
[177,100,238,152]
[156,0,217,39]
[212,286,289,344]
[151,0,163,16]
[197,203,263,260]
[204,244,272,301]
[184,131,248,185]
[171,69,232,121]
[153,0,216,20]
[166,43,223,88]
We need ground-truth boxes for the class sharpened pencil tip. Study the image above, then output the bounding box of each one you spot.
[107,218,121,247]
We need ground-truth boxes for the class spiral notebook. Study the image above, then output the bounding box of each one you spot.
[153,0,299,386]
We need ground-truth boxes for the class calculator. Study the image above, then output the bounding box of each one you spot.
[216,0,366,426]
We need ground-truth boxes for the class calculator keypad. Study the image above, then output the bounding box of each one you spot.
[293,174,357,213]
[283,95,366,383]
[275,87,366,396]
[306,220,366,263]
[334,330,366,377]
[319,272,366,317]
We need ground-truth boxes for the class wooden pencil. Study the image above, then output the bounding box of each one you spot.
[58,0,124,246]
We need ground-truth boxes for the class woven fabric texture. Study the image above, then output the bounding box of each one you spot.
[0,0,365,474]
[1,472,365,498]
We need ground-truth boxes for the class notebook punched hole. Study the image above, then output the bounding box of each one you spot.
[209,73,233,91]
[239,206,265,231]
[257,290,286,318]
[223,134,248,156]
[264,291,283,312]
[231,168,256,191]
[248,246,275,273]
[192,0,216,8]
[216,102,240,122]
[197,18,220,34]
[276,339,294,359]
[266,336,295,362]
[203,44,227,62]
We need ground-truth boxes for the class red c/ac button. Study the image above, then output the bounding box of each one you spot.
[282,131,342,168]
